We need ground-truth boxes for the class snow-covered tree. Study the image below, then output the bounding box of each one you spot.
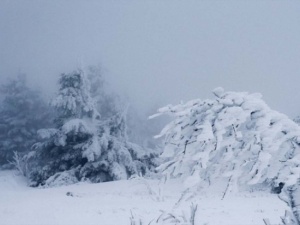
[0,75,51,168]
[151,88,300,194]
[86,66,120,120]
[86,66,160,172]
[28,70,155,187]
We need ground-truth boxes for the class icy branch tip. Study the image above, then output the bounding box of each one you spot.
[212,87,225,98]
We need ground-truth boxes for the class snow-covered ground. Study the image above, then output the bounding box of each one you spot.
[0,170,288,225]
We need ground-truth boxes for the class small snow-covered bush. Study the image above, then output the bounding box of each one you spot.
[156,203,198,225]
[151,88,300,193]
[279,182,300,225]
[44,170,79,187]
[129,203,198,225]
[10,151,29,177]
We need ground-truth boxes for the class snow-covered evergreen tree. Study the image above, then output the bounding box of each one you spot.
[0,75,51,168]
[151,88,300,193]
[28,70,155,187]
[86,66,160,173]
[86,66,120,120]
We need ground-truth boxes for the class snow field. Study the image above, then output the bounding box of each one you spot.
[0,170,288,225]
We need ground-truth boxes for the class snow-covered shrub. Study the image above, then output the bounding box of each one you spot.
[156,203,198,225]
[151,88,300,193]
[9,151,29,177]
[44,169,79,187]
[0,75,52,168]
[129,203,198,225]
[281,210,299,225]
[28,70,155,186]
[280,182,300,225]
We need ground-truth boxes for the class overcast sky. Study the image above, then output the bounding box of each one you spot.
[1,1,300,117]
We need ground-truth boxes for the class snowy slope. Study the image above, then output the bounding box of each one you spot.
[0,170,288,225]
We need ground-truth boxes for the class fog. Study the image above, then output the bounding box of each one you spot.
[1,1,300,117]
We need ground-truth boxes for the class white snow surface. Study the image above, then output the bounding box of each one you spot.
[0,170,289,225]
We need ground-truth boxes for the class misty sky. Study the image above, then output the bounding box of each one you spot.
[1,1,300,117]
